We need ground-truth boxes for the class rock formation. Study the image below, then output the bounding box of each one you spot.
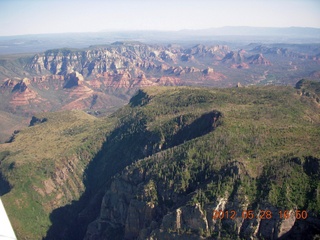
[9,78,40,106]
[248,54,272,65]
[64,71,84,88]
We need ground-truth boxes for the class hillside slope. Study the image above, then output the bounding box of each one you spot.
[0,111,116,239]
[0,110,28,143]
[82,83,320,240]
[0,82,320,239]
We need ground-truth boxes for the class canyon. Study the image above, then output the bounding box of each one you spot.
[0,38,319,239]
[1,42,319,118]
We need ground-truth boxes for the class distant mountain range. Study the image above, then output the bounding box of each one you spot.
[0,27,319,55]
[177,26,320,37]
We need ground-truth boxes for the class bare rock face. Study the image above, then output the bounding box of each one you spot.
[277,210,296,238]
[125,200,156,239]
[0,79,17,91]
[24,42,229,85]
[22,42,232,96]
[202,69,227,81]
[135,73,155,87]
[248,53,272,65]
[231,63,250,69]
[114,71,132,88]
[83,156,320,240]
[64,71,84,88]
[12,78,31,92]
[202,67,214,75]
[84,178,135,240]
[9,78,40,106]
[185,44,229,59]
[28,50,85,75]
[156,76,181,86]
[181,54,195,62]
[236,82,243,88]
[26,44,164,77]
[222,50,246,64]
[160,203,209,235]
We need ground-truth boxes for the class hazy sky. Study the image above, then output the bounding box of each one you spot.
[0,0,319,36]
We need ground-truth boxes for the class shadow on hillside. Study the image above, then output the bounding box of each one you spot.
[44,110,222,240]
[0,172,11,196]
[166,111,222,149]
[44,113,156,239]
[0,151,12,196]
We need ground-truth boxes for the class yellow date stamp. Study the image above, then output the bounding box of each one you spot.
[212,210,308,220]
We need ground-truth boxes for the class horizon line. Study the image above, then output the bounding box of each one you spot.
[1,26,320,38]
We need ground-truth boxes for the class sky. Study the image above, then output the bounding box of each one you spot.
[0,0,319,36]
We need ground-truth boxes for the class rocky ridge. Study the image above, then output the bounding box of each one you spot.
[26,43,277,80]
[0,110,114,239]
[25,43,231,84]
[85,160,320,240]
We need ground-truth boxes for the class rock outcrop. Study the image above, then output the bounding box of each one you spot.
[9,78,40,106]
[25,42,231,86]
[0,79,17,90]
[248,54,272,66]
[222,50,246,64]
[64,71,84,88]
[85,158,320,240]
